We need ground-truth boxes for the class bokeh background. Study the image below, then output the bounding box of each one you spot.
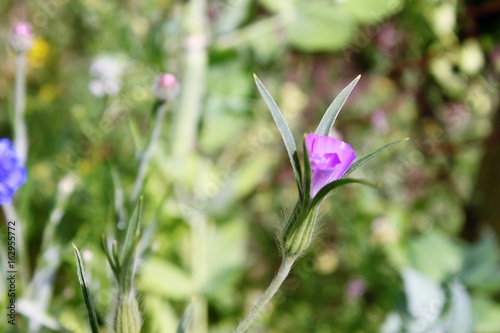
[1,0,500,332]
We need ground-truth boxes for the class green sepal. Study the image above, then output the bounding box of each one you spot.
[280,204,319,259]
[73,244,100,333]
[253,74,303,194]
[345,138,409,176]
[315,75,360,136]
[311,178,379,208]
[301,135,312,206]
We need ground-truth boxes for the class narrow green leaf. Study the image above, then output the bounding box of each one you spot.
[176,298,196,333]
[118,197,143,293]
[311,178,378,208]
[302,135,312,205]
[112,240,121,272]
[345,138,409,176]
[122,197,143,262]
[253,74,302,193]
[73,244,100,333]
[100,235,119,280]
[316,75,361,136]
[120,231,141,293]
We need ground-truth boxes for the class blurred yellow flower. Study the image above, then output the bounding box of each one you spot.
[38,84,57,103]
[27,38,50,68]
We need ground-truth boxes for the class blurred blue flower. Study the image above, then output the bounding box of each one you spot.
[0,138,27,204]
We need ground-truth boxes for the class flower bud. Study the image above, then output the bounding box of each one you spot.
[9,22,34,53]
[152,73,179,101]
[280,205,319,258]
[113,291,141,333]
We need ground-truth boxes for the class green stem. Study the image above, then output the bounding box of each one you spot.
[14,53,28,165]
[131,102,169,203]
[172,0,208,156]
[234,256,296,333]
[191,214,208,333]
[2,204,28,290]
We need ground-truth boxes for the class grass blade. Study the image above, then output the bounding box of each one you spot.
[254,74,302,193]
[315,75,360,136]
[345,138,409,176]
[176,298,196,333]
[73,244,100,333]
[311,178,379,208]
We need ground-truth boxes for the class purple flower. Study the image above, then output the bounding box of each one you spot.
[0,139,27,204]
[305,133,356,198]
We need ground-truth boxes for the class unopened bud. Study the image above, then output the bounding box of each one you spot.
[153,73,179,101]
[113,291,141,333]
[9,22,34,53]
[280,205,319,258]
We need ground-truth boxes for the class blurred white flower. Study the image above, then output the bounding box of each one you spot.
[88,55,127,97]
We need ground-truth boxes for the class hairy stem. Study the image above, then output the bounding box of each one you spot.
[131,102,169,203]
[234,256,296,333]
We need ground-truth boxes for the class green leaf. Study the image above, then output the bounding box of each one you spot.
[73,244,100,333]
[100,235,119,280]
[401,268,444,330]
[122,197,143,262]
[119,197,143,293]
[311,178,378,208]
[344,0,403,23]
[442,282,473,333]
[176,299,196,333]
[345,138,409,176]
[408,231,462,281]
[140,258,193,300]
[254,74,302,193]
[316,75,361,136]
[285,3,356,52]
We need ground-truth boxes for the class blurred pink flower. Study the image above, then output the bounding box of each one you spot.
[346,278,367,300]
[9,22,34,53]
[153,73,180,101]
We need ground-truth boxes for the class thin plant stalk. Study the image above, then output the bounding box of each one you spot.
[13,53,28,165]
[172,0,208,156]
[2,204,28,289]
[131,101,170,203]
[173,0,209,331]
[234,256,296,333]
[191,214,209,333]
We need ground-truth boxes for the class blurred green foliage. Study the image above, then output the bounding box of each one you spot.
[1,0,500,332]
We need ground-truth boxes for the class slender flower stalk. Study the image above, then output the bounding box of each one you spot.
[2,204,28,288]
[131,101,170,203]
[13,53,28,165]
[234,257,296,333]
[9,22,33,166]
[172,0,208,157]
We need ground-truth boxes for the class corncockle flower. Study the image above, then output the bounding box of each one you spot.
[9,22,34,53]
[152,73,180,101]
[0,138,27,204]
[306,133,356,198]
